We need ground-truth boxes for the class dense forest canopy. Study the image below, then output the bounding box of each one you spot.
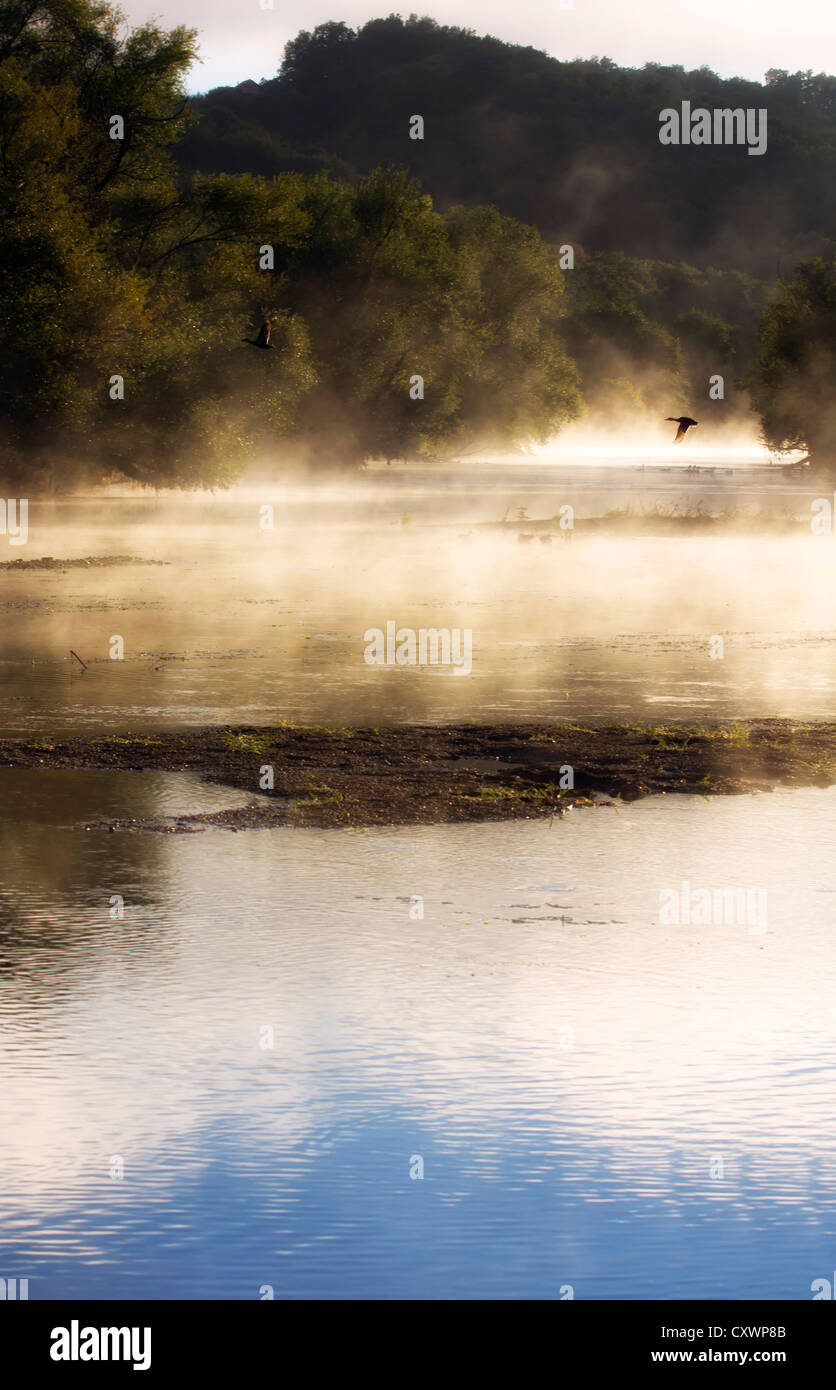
[0,2,586,487]
[182,15,836,278]
[1,5,834,489]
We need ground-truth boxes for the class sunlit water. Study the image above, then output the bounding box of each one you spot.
[2,462,835,1299]
[1,771,835,1299]
[1,465,834,735]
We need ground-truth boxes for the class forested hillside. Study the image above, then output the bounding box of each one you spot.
[181,15,836,277]
[2,5,833,489]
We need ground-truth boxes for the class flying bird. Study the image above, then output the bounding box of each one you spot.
[666,416,699,443]
[242,320,274,350]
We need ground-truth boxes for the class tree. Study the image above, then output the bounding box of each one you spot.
[271,168,581,466]
[0,0,316,488]
[0,5,587,489]
[444,204,582,448]
[749,251,836,470]
[184,17,836,277]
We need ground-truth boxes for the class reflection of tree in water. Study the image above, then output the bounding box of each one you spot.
[0,771,178,993]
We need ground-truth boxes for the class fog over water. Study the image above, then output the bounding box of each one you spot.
[2,452,836,1300]
[2,455,833,735]
[5,0,836,1314]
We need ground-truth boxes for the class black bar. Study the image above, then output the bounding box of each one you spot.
[2,1299,829,1377]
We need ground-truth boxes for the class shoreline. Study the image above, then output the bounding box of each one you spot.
[2,719,836,832]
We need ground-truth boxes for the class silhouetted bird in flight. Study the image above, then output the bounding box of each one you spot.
[243,320,274,350]
[666,416,699,443]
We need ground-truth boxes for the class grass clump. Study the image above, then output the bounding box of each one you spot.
[221,731,272,755]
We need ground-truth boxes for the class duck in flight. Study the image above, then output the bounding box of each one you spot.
[243,320,274,350]
[666,416,699,443]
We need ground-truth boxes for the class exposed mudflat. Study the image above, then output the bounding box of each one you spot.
[0,555,168,571]
[2,719,836,831]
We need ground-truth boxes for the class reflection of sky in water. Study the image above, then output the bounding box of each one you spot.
[1,772,835,1298]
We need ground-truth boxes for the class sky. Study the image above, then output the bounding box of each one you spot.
[117,0,836,95]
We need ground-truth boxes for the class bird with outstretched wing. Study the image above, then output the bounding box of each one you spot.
[665,416,699,443]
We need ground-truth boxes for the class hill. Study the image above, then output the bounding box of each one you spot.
[179,15,836,277]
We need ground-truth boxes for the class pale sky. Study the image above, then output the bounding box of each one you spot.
[117,0,836,95]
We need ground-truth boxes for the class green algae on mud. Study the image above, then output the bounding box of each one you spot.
[3,719,836,833]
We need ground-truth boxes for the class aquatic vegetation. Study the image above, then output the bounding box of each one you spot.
[89,735,164,748]
[464,782,567,804]
[221,731,272,755]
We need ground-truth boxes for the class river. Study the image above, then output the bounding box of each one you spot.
[1,458,834,1298]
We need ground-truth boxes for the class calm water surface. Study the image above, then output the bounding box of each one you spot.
[1,467,834,734]
[1,772,835,1298]
[2,463,835,1299]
